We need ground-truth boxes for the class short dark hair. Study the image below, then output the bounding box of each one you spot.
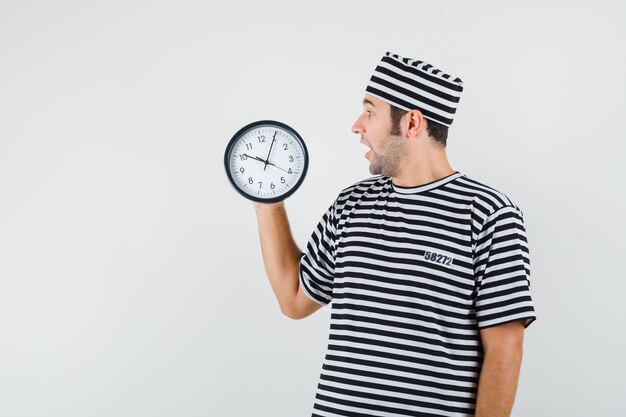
[389,105,448,148]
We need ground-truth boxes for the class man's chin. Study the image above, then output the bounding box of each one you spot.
[368,164,381,175]
[367,156,383,175]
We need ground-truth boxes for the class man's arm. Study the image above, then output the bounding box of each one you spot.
[254,201,322,319]
[474,320,525,417]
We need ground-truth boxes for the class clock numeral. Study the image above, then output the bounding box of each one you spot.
[270,182,275,189]
[288,155,294,162]
[248,177,253,184]
[239,167,245,174]
[239,154,248,161]
[280,177,286,184]
[258,182,262,189]
[288,168,293,174]
[283,143,288,150]
[258,135,266,143]
[246,143,253,150]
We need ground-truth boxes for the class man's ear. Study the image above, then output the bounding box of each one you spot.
[406,109,426,138]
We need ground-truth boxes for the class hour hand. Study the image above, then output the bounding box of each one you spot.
[243,153,267,164]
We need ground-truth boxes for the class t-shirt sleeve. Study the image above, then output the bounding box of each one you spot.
[474,206,537,329]
[299,201,338,306]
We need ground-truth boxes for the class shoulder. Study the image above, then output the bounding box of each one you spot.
[329,175,388,215]
[336,175,387,202]
[455,173,524,217]
[456,173,528,246]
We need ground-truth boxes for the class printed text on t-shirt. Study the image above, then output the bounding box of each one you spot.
[423,250,454,268]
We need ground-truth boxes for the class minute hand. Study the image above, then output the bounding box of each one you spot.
[263,133,276,171]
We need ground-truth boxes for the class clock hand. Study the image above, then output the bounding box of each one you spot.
[243,153,268,164]
[242,153,289,173]
[265,161,290,174]
[263,132,277,171]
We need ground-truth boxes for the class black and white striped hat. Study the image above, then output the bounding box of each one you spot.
[365,52,464,127]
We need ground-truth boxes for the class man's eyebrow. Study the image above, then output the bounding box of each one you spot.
[362,98,376,108]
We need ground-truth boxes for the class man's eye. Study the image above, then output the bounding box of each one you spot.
[366,111,374,117]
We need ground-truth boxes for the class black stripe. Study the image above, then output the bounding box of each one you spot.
[312,398,445,417]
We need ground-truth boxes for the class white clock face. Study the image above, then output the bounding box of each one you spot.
[224,121,308,202]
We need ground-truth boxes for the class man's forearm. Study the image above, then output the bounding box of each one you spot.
[254,202,302,315]
[474,344,523,417]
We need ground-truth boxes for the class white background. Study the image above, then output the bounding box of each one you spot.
[1,1,625,416]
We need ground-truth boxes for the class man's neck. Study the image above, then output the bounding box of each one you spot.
[391,151,455,187]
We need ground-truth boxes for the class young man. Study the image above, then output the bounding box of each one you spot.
[254,52,536,417]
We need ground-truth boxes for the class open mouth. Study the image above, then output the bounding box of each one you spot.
[360,140,372,159]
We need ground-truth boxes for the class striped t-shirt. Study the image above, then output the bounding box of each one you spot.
[299,171,536,417]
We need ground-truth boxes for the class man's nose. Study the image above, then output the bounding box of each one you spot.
[351,116,364,135]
